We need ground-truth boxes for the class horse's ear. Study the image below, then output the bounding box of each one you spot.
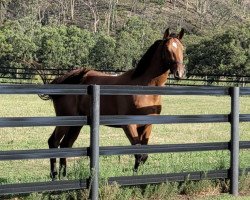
[178,28,185,40]
[163,28,170,39]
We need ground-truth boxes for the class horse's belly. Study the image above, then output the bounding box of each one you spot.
[100,96,118,115]
[133,95,162,115]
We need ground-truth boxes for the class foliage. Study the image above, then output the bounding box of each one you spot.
[114,17,160,70]
[0,17,39,77]
[65,26,95,67]
[89,32,116,70]
[186,25,250,75]
[114,30,140,70]
[37,26,68,69]
[0,12,249,79]
[37,25,95,70]
[0,16,160,75]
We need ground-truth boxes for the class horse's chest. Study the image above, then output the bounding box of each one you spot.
[134,95,159,105]
[133,95,161,114]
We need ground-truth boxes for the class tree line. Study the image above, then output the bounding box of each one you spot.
[0,0,249,79]
[1,0,249,34]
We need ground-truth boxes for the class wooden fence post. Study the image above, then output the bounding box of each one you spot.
[230,87,240,196]
[89,85,100,200]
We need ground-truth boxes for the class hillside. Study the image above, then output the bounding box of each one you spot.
[1,0,249,34]
[0,0,249,79]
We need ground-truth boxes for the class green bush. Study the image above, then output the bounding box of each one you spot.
[186,25,250,76]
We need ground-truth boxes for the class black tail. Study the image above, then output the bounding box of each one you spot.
[38,94,51,100]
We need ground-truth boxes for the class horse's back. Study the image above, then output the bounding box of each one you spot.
[82,70,119,85]
[79,70,162,116]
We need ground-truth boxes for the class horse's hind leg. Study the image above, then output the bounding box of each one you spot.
[48,126,70,180]
[59,126,82,179]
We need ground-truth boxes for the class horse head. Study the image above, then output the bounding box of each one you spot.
[162,28,185,79]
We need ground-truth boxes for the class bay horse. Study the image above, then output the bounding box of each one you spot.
[45,28,185,180]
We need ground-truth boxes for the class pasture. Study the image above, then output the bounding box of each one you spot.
[0,93,250,199]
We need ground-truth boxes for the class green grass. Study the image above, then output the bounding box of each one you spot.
[0,94,250,199]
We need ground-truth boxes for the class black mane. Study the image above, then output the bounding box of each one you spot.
[132,40,162,79]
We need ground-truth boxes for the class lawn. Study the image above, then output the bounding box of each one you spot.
[0,93,250,199]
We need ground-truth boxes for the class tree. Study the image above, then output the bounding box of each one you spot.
[0,30,13,77]
[89,32,116,70]
[37,26,68,69]
[0,18,39,78]
[81,0,100,33]
[186,25,250,76]
[113,16,160,70]
[66,26,95,67]
[113,31,141,70]
[0,0,11,25]
[104,0,118,35]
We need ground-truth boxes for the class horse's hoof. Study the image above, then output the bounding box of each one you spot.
[50,171,58,181]
[59,166,67,180]
[59,172,67,180]
[140,154,148,164]
[133,169,138,175]
[60,175,68,181]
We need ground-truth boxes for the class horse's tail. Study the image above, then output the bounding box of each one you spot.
[39,68,89,101]
[38,94,51,101]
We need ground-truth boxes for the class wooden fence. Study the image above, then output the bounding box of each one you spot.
[0,85,250,199]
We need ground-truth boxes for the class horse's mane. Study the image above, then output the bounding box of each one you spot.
[132,40,162,79]
[51,68,89,84]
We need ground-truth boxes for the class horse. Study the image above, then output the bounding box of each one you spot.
[45,28,186,180]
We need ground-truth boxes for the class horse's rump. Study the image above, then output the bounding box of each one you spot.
[51,68,89,84]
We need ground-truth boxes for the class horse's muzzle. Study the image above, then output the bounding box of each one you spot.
[174,69,186,79]
[171,65,186,80]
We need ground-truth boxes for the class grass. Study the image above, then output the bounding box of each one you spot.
[0,94,250,199]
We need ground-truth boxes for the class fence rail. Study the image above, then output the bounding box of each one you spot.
[1,67,250,86]
[0,84,250,199]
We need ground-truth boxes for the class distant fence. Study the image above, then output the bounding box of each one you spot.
[1,67,250,86]
[0,85,250,199]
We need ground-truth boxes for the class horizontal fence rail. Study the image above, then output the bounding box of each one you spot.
[2,67,250,86]
[0,116,88,127]
[0,84,250,199]
[99,85,229,95]
[99,114,229,125]
[109,169,230,186]
[109,168,250,186]
[0,180,87,195]
[0,148,88,161]
[0,84,88,95]
[1,141,249,161]
[0,84,229,95]
[1,114,250,128]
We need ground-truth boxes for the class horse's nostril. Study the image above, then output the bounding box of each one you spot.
[175,71,179,78]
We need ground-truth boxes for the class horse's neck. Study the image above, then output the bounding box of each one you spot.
[140,50,169,86]
[148,72,169,86]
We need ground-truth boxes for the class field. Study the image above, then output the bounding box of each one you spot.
[0,93,250,199]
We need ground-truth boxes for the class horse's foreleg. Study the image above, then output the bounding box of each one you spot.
[48,126,69,181]
[59,126,82,179]
[134,124,153,172]
[122,125,142,173]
